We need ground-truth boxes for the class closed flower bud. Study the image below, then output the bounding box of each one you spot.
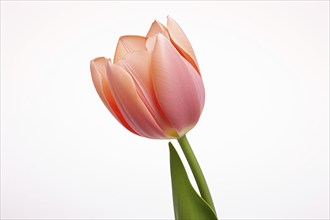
[90,16,205,139]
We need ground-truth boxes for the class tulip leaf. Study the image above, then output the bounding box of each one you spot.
[169,142,218,220]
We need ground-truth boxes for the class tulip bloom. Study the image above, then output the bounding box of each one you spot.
[90,16,205,139]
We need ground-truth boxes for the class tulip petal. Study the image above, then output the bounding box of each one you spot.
[167,16,200,73]
[147,20,170,38]
[90,57,137,134]
[107,60,168,139]
[117,51,178,138]
[113,35,147,63]
[146,35,157,51]
[151,35,205,136]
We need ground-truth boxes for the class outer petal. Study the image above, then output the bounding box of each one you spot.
[90,57,137,134]
[117,51,178,138]
[107,60,168,139]
[113,35,146,63]
[151,35,205,136]
[167,16,200,73]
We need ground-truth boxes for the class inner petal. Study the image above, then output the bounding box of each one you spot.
[147,20,170,39]
[113,35,147,63]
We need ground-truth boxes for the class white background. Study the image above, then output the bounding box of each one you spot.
[1,1,329,219]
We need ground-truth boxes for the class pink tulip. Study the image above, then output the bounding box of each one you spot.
[90,16,205,139]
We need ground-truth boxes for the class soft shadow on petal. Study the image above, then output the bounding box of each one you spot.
[90,57,137,134]
[151,35,205,136]
[113,35,147,63]
[167,16,200,74]
[117,51,178,138]
[107,60,168,139]
[146,35,157,51]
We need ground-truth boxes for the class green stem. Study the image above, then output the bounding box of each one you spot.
[177,134,217,215]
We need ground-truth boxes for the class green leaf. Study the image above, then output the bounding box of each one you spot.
[169,142,218,220]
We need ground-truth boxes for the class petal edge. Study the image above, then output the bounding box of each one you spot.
[167,16,200,74]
